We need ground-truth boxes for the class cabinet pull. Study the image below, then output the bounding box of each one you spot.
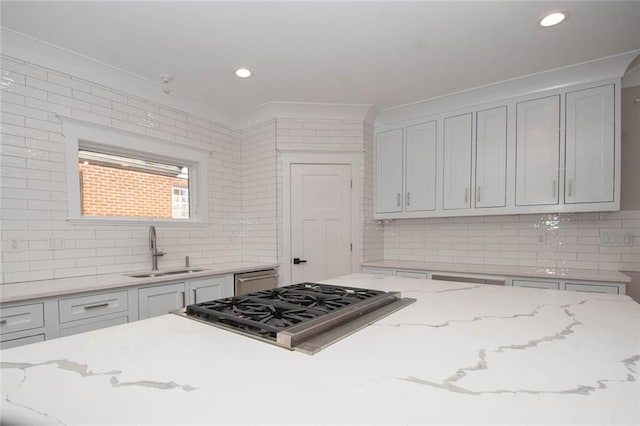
[476,186,481,203]
[397,193,401,206]
[0,319,6,325]
[464,188,469,203]
[568,179,573,196]
[181,291,186,308]
[552,180,557,198]
[192,289,197,304]
[407,192,411,206]
[84,303,109,310]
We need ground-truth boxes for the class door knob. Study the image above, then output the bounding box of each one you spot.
[293,258,307,265]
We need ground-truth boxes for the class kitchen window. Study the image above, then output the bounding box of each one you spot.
[63,118,208,224]
[172,187,190,219]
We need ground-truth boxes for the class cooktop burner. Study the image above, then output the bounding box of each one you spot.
[180,282,414,355]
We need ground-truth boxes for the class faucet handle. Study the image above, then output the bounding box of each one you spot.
[154,251,166,257]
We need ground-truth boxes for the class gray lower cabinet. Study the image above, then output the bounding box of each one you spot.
[362,266,626,295]
[138,282,186,320]
[1,333,45,349]
[512,280,560,290]
[188,275,233,304]
[0,272,241,349]
[0,302,46,350]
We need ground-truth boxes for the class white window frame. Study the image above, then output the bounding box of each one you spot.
[62,117,209,225]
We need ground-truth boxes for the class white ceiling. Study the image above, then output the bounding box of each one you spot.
[2,1,639,116]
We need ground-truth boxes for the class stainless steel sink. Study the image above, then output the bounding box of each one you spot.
[125,268,207,278]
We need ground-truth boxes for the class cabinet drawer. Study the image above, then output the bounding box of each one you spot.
[59,315,128,338]
[0,333,45,349]
[396,271,428,279]
[58,291,128,323]
[0,303,44,335]
[513,280,560,290]
[564,283,619,294]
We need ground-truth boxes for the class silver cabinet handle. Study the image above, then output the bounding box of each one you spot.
[84,303,109,310]
[476,186,481,203]
[464,187,469,203]
[406,192,411,206]
[568,179,573,196]
[238,274,279,283]
[192,289,197,304]
[396,193,401,206]
[0,319,6,325]
[181,291,186,308]
[552,180,557,198]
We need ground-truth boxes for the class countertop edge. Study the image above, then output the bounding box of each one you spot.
[361,260,632,283]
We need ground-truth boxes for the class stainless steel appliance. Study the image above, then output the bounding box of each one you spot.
[234,269,278,296]
[176,282,415,355]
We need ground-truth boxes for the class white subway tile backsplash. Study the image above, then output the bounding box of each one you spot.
[383,211,640,272]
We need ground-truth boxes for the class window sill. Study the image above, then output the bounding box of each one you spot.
[67,217,209,227]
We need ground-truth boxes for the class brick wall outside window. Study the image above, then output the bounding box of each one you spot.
[79,163,188,218]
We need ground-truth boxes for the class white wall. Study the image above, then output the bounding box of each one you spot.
[0,54,243,284]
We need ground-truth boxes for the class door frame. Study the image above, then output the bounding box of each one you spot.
[281,151,362,286]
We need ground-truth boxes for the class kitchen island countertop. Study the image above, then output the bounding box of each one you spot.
[1,273,639,425]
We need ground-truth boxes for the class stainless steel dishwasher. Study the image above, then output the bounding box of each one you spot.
[234,269,279,296]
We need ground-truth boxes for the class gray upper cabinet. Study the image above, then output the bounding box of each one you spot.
[515,95,560,206]
[443,113,472,210]
[374,80,619,219]
[475,106,507,208]
[375,128,403,213]
[565,84,615,204]
[405,121,437,212]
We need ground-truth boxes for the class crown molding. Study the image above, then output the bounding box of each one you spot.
[237,101,377,130]
[1,27,235,128]
[376,49,640,127]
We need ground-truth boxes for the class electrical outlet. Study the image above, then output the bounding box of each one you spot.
[48,237,64,249]
[7,239,21,252]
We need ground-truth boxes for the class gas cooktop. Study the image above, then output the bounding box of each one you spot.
[177,282,415,354]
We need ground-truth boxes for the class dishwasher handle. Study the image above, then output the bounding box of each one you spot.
[237,274,279,283]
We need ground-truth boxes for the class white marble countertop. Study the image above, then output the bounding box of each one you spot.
[1,273,638,425]
[0,262,278,304]
[362,259,632,283]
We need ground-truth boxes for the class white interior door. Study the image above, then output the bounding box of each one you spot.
[291,164,351,283]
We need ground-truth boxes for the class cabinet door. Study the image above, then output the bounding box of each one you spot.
[405,121,437,212]
[516,95,560,206]
[138,282,185,320]
[475,106,507,208]
[443,113,472,210]
[564,282,619,294]
[565,85,615,204]
[188,275,233,304]
[375,129,403,213]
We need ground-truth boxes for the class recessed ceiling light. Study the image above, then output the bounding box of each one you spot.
[235,68,252,78]
[539,11,567,27]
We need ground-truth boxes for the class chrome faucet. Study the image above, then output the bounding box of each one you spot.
[149,226,166,271]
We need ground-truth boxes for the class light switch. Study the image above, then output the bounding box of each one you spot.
[600,230,634,246]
